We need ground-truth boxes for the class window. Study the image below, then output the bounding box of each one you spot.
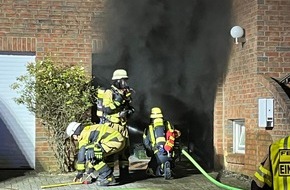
[233,120,245,154]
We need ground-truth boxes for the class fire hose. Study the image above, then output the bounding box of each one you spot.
[40,173,93,189]
[181,149,244,190]
[41,150,245,189]
[41,181,83,189]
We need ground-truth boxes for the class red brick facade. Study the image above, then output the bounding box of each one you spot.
[214,0,290,176]
[0,0,104,172]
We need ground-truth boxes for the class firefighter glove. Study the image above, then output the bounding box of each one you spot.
[86,148,95,161]
[119,110,129,118]
[114,93,124,104]
[86,147,103,165]
[94,147,103,160]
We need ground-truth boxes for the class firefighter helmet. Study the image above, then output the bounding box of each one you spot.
[112,69,128,80]
[150,107,163,118]
[66,122,81,137]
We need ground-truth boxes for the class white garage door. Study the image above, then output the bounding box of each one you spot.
[0,54,35,169]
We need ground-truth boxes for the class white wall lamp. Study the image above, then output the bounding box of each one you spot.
[230,26,245,45]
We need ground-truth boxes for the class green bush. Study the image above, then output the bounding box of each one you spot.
[11,57,96,172]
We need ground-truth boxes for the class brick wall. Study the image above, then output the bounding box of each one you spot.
[214,0,258,175]
[257,0,290,77]
[0,0,104,172]
[214,0,290,177]
[0,37,36,52]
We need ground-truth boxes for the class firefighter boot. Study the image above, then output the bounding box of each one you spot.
[96,175,116,186]
[119,166,131,182]
[96,165,116,186]
[146,167,156,177]
[163,161,172,180]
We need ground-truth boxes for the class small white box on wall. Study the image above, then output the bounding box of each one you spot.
[258,98,274,128]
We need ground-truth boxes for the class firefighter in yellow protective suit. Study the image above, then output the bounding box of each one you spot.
[143,107,181,180]
[101,69,134,180]
[66,122,125,186]
[251,136,290,190]
[95,86,106,124]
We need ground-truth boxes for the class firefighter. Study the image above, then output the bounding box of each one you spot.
[143,107,181,180]
[66,122,125,186]
[251,136,290,190]
[95,86,106,124]
[102,69,135,180]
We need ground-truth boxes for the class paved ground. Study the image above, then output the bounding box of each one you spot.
[0,157,252,190]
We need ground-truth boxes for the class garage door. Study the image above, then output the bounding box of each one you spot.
[0,54,35,169]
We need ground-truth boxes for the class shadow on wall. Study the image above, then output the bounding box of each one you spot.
[0,99,30,169]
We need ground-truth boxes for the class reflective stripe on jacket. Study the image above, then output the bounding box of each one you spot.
[143,118,173,154]
[76,124,125,173]
[85,124,125,154]
[78,125,98,148]
[102,86,124,124]
[96,87,105,117]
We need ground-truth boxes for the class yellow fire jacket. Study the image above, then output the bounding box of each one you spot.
[75,124,125,171]
[253,136,290,190]
[143,118,173,155]
[102,85,132,138]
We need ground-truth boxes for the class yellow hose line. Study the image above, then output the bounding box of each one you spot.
[41,181,82,189]
[181,149,244,190]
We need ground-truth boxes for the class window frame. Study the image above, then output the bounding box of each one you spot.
[233,119,245,154]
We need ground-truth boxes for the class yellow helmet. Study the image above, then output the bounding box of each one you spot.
[150,107,163,118]
[112,69,128,80]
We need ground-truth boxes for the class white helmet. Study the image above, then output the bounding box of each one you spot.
[112,69,128,80]
[66,122,81,137]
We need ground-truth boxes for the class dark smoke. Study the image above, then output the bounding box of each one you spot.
[92,0,232,169]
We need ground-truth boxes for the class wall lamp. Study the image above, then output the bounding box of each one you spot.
[230,26,245,45]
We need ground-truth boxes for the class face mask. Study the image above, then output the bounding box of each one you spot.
[117,79,129,89]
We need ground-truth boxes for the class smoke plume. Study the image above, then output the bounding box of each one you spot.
[92,0,232,169]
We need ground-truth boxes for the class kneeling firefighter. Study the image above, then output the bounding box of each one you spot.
[143,107,181,180]
[66,122,125,186]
